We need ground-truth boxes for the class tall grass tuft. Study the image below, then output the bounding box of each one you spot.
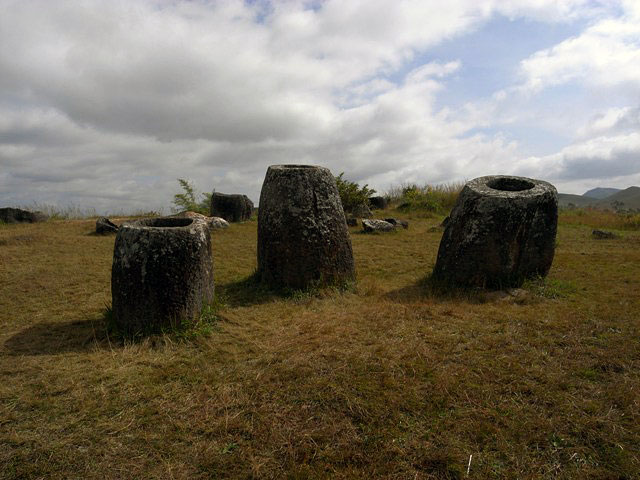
[385,181,463,215]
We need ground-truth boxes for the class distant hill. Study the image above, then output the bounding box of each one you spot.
[557,193,595,208]
[597,186,640,210]
[558,186,640,210]
[583,187,621,199]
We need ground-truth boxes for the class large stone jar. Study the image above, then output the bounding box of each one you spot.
[433,175,558,288]
[257,165,355,289]
[210,192,253,222]
[111,217,214,335]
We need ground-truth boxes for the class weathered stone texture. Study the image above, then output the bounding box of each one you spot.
[0,207,48,224]
[96,217,118,234]
[111,217,214,334]
[210,192,253,222]
[257,165,355,289]
[433,175,558,288]
[362,219,396,233]
[592,229,618,239]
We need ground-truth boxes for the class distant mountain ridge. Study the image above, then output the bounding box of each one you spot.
[558,186,640,210]
[583,187,621,199]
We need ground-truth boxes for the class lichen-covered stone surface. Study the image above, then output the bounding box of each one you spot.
[210,192,253,222]
[111,217,214,335]
[362,219,396,233]
[433,175,558,288]
[96,217,118,234]
[0,207,48,224]
[258,165,355,289]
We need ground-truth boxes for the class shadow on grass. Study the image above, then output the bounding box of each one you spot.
[384,274,485,304]
[216,272,281,308]
[3,317,113,356]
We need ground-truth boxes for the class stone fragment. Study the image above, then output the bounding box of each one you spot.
[369,196,388,210]
[0,207,48,224]
[433,175,558,289]
[592,229,618,239]
[362,219,396,233]
[210,192,253,222]
[384,218,409,229]
[111,216,214,335]
[258,165,355,289]
[96,217,118,234]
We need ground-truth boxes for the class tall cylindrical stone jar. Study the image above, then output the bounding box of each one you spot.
[257,165,355,290]
[111,217,214,335]
[433,175,558,288]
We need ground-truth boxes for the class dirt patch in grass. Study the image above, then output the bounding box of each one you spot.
[1,213,639,479]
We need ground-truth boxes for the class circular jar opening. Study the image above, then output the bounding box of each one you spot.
[487,177,535,192]
[138,217,193,228]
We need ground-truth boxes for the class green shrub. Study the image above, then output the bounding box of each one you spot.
[172,178,211,215]
[335,172,376,212]
[388,182,462,215]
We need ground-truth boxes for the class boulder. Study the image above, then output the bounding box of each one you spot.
[210,192,253,222]
[96,217,119,234]
[369,196,388,210]
[592,229,618,239]
[257,165,355,289]
[172,211,229,230]
[111,216,214,335]
[351,203,373,219]
[433,175,558,289]
[0,207,48,224]
[384,218,409,229]
[362,219,396,233]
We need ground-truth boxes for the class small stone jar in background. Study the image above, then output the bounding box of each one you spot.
[257,164,355,290]
[433,175,558,289]
[111,216,214,335]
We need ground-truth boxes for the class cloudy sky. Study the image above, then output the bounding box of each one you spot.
[1,0,639,213]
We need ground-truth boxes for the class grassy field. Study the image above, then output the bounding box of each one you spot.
[1,211,639,479]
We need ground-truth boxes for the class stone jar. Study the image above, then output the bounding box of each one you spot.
[210,192,254,222]
[111,216,214,335]
[433,175,558,288]
[257,165,355,290]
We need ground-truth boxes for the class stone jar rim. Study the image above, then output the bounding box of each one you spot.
[467,175,556,198]
[268,164,327,171]
[121,217,201,230]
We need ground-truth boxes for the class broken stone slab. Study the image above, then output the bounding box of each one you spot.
[433,175,558,289]
[258,164,355,289]
[362,219,396,233]
[592,229,618,239]
[0,207,48,224]
[384,218,409,229]
[210,192,253,222]
[172,211,229,230]
[96,217,119,234]
[111,216,214,335]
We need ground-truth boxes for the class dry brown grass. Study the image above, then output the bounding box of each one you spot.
[1,212,639,479]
